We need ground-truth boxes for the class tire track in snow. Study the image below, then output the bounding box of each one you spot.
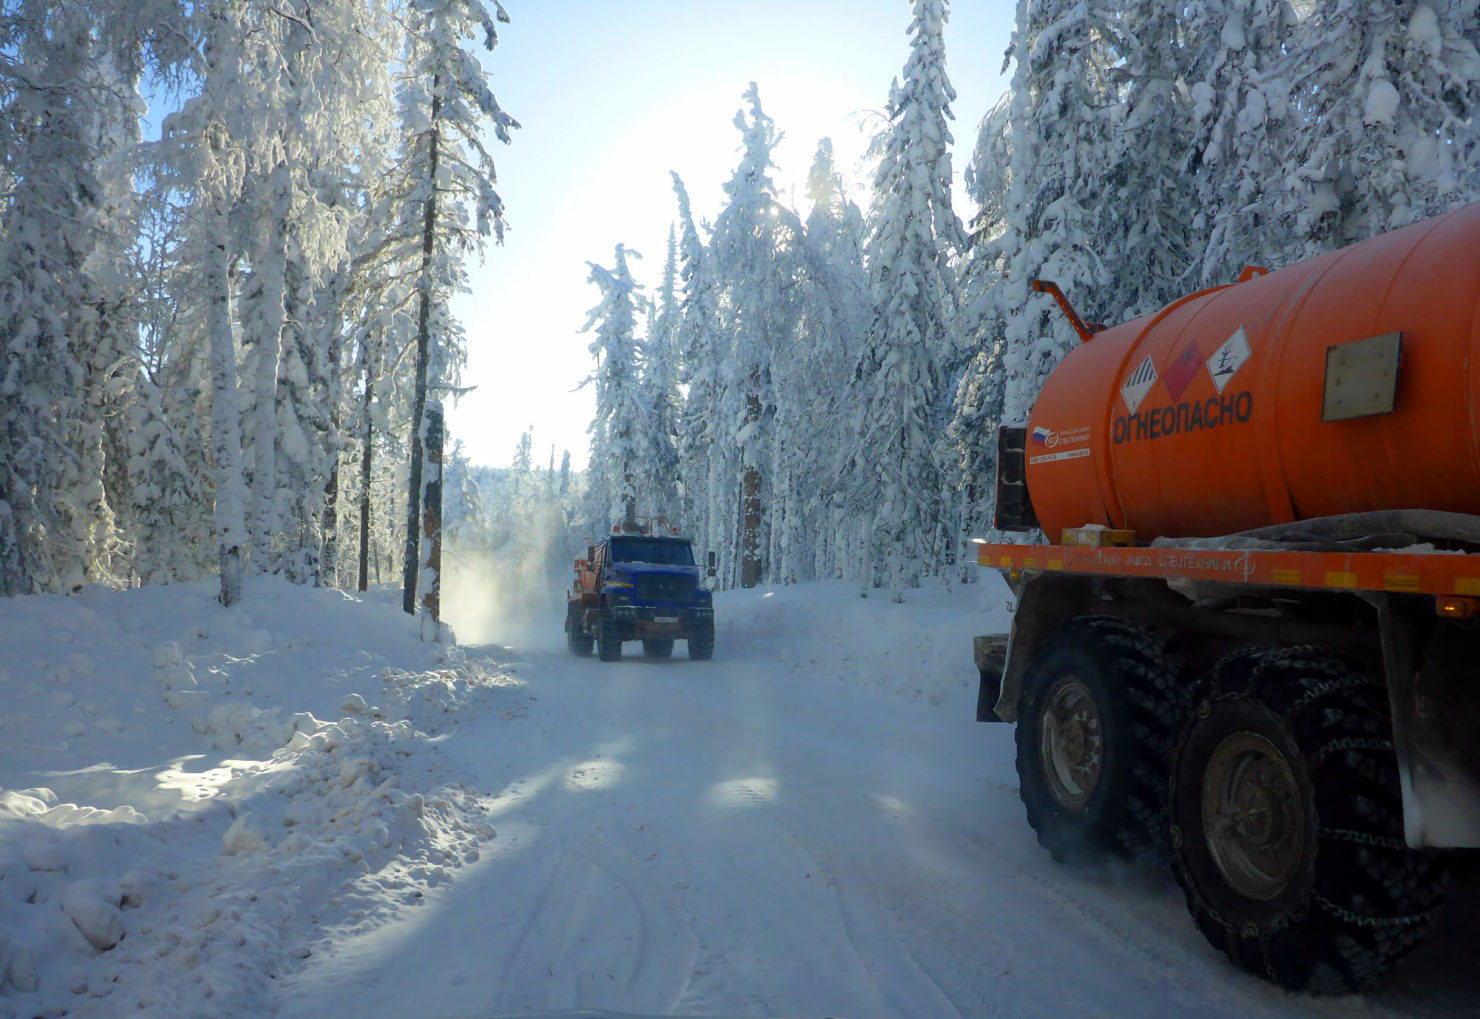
[492,834,697,1014]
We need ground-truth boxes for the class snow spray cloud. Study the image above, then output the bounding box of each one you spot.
[441,501,574,650]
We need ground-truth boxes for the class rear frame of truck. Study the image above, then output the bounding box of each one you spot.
[973,525,1480,993]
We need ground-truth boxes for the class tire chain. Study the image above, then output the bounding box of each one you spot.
[1169,647,1446,992]
[1308,735,1394,769]
[1317,826,1409,852]
[1312,891,1442,931]
[1077,617,1185,858]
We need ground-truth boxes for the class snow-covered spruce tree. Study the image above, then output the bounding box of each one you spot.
[126,167,219,585]
[946,94,1012,574]
[847,0,966,601]
[784,138,869,583]
[670,173,728,573]
[225,0,395,584]
[394,0,517,618]
[1094,2,1196,320]
[995,0,1119,430]
[276,3,397,587]
[270,251,325,583]
[337,166,415,592]
[583,245,655,531]
[1182,0,1302,284]
[143,0,299,605]
[68,21,153,588]
[239,161,291,572]
[0,2,142,593]
[641,229,683,524]
[1449,2,1480,197]
[341,258,413,591]
[127,373,211,584]
[709,84,804,588]
[1284,0,1480,255]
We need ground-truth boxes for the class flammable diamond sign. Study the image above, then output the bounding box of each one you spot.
[1162,342,1201,401]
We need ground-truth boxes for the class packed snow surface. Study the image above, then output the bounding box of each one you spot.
[3,575,1478,1017]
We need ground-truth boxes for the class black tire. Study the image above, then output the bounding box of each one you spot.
[688,619,714,661]
[566,604,593,657]
[1015,616,1183,863]
[1170,648,1446,994]
[597,607,622,661]
[642,638,674,659]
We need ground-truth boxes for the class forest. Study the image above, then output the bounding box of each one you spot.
[584,0,1480,600]
[2,0,1479,612]
[0,0,515,608]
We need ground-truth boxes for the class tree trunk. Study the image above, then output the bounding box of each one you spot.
[250,162,290,572]
[206,169,246,607]
[319,273,347,588]
[706,441,725,588]
[357,362,373,593]
[740,391,762,588]
[419,400,444,635]
[403,83,441,615]
[322,457,340,586]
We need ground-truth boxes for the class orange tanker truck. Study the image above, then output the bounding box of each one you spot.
[975,200,1480,994]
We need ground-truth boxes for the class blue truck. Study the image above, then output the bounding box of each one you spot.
[565,528,715,661]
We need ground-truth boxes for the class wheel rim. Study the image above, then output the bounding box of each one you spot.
[1039,677,1104,809]
[1201,731,1306,901]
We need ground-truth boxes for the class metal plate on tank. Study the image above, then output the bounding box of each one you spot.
[1322,331,1402,422]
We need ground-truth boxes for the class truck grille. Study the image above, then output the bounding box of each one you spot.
[637,574,695,603]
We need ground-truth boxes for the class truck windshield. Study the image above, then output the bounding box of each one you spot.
[609,537,695,566]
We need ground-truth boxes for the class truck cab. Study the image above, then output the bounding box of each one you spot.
[566,530,715,661]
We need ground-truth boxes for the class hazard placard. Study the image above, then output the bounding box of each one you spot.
[1207,327,1251,394]
[1121,356,1158,415]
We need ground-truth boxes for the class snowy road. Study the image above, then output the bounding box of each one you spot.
[280,585,1480,1019]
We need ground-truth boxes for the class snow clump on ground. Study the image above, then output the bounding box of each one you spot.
[0,578,518,1018]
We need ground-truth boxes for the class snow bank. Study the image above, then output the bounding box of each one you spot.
[0,578,516,1018]
[717,575,1013,713]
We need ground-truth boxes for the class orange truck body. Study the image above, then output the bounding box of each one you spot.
[976,201,1480,859]
[971,199,1480,995]
[1024,201,1480,541]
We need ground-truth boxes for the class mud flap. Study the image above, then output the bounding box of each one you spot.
[1377,597,1480,848]
[974,635,1009,722]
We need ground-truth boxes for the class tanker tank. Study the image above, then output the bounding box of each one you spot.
[1025,200,1480,542]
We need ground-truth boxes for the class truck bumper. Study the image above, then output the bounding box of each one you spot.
[609,604,713,638]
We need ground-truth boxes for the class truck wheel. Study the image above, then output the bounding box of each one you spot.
[688,619,714,661]
[642,639,674,659]
[597,607,622,661]
[1170,649,1446,993]
[566,604,593,657]
[1016,616,1182,863]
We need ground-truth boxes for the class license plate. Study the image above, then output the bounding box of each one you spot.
[653,616,679,624]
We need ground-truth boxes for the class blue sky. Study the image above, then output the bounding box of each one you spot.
[446,0,1017,469]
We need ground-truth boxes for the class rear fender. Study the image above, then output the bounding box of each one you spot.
[991,572,1098,723]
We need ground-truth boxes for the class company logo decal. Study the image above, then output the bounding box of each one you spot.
[1031,426,1052,446]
